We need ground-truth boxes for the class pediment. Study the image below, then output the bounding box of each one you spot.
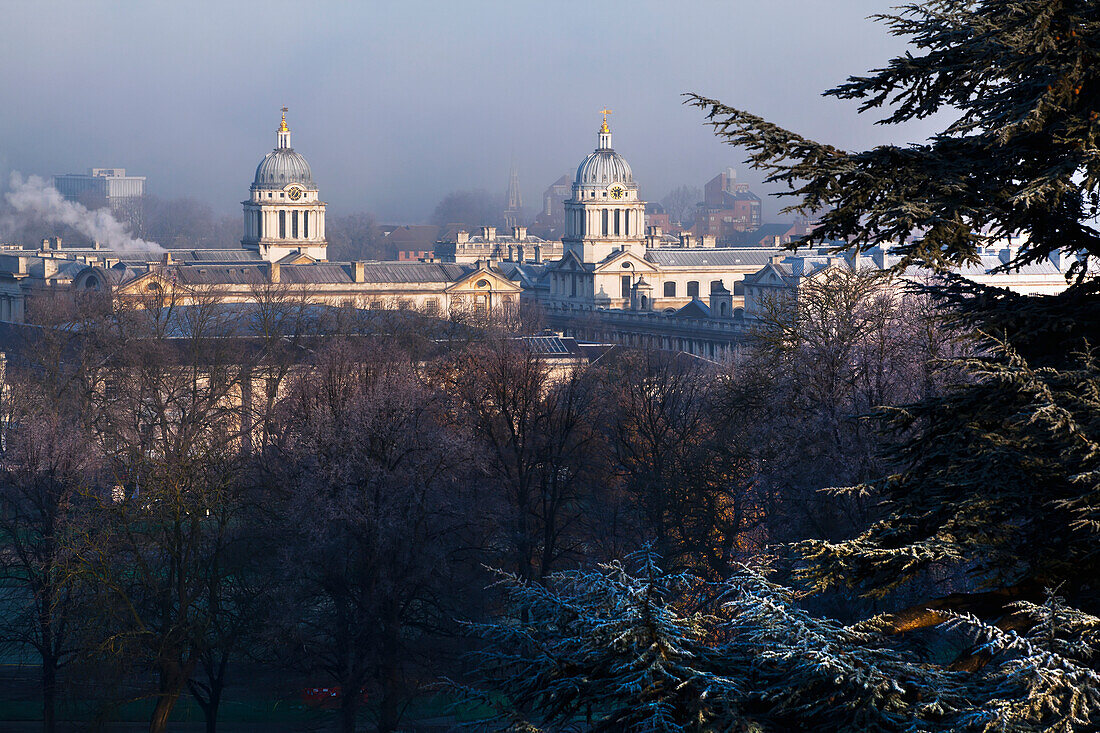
[445,267,523,294]
[547,249,587,273]
[277,252,317,265]
[115,270,187,296]
[593,249,658,275]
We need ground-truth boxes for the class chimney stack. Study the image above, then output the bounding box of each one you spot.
[268,262,281,283]
[513,226,527,240]
[353,261,365,282]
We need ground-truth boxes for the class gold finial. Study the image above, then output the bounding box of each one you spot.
[599,108,612,133]
[278,106,289,133]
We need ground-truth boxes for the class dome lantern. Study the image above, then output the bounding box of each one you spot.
[252,108,315,191]
[277,106,291,149]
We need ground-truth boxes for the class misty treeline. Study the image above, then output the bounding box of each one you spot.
[0,268,968,733]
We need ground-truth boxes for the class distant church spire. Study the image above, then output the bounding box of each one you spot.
[277,107,291,149]
[504,165,523,229]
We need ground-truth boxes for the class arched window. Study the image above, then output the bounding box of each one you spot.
[733,280,745,295]
[84,275,99,290]
[664,281,676,297]
[710,279,724,293]
[687,281,699,298]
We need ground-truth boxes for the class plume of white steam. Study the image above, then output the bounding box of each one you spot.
[4,172,164,253]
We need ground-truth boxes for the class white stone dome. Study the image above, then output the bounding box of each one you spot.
[253,149,314,190]
[576,150,634,186]
[251,110,315,190]
[574,120,637,189]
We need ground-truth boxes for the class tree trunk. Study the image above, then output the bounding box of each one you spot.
[338,693,359,733]
[203,684,221,733]
[189,652,229,733]
[42,660,56,733]
[378,617,402,733]
[149,663,189,733]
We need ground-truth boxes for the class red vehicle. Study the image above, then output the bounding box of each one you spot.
[301,686,369,709]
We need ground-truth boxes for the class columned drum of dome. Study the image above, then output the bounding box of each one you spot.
[241,108,328,263]
[562,112,647,265]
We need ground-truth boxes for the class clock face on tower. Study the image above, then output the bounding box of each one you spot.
[287,186,303,201]
[609,185,625,200]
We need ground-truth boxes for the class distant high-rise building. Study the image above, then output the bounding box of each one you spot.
[503,166,523,229]
[53,167,146,234]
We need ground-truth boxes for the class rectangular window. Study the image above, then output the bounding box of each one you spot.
[292,211,299,238]
[687,281,699,298]
[624,209,630,235]
[256,211,262,238]
[621,275,631,298]
[602,209,608,236]
[303,211,309,238]
[664,281,676,297]
[614,209,621,235]
[279,211,286,239]
[571,275,577,297]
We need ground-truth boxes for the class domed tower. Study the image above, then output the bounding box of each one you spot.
[562,111,646,263]
[242,108,328,262]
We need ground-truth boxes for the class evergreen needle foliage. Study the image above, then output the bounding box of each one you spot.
[688,0,1100,277]
[463,554,1100,732]
[686,0,1100,634]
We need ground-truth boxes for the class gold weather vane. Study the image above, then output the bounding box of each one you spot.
[278,106,289,132]
[599,108,612,133]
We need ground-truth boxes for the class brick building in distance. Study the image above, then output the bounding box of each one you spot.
[694,168,761,240]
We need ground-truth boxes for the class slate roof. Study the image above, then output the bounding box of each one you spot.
[674,299,713,319]
[171,249,266,263]
[174,265,269,286]
[718,189,761,205]
[645,248,783,268]
[166,261,503,287]
[724,223,794,246]
[381,225,442,249]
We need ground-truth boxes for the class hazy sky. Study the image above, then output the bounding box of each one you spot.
[1,1,943,223]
